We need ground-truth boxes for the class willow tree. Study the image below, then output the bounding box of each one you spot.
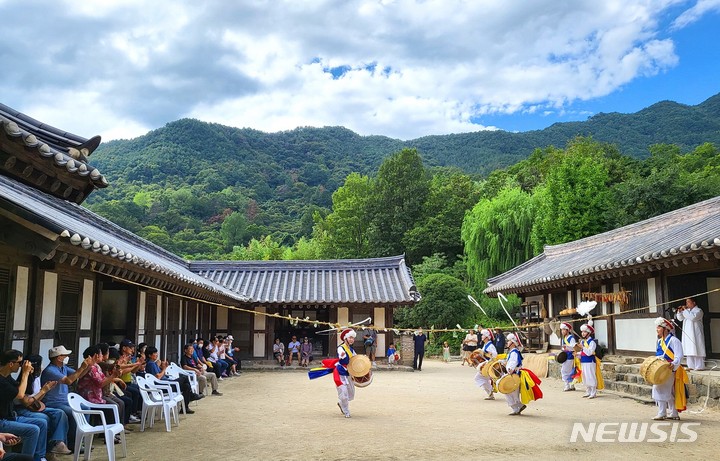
[461,186,536,288]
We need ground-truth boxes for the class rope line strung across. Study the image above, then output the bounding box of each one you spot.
[95,269,720,335]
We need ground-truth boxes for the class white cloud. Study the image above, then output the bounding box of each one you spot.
[672,0,720,29]
[0,0,712,140]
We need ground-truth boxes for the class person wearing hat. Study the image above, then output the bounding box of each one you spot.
[652,317,688,420]
[578,323,604,399]
[308,328,358,418]
[473,329,498,400]
[675,297,706,371]
[559,323,578,392]
[40,345,93,453]
[502,333,537,415]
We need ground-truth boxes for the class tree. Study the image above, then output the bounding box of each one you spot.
[313,173,372,258]
[395,273,472,329]
[531,137,614,249]
[367,148,430,259]
[462,186,537,289]
[403,170,479,264]
[220,212,249,251]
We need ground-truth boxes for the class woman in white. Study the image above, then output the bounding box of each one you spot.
[652,317,683,420]
[675,297,706,370]
[473,329,498,400]
[461,330,478,366]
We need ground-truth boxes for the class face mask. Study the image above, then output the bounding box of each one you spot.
[198,343,204,348]
[62,357,70,365]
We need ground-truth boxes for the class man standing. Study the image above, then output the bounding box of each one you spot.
[675,297,706,370]
[652,317,686,421]
[493,328,506,353]
[413,328,427,371]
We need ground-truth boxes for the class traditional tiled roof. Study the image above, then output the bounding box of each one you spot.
[190,256,421,306]
[0,103,108,204]
[485,196,720,295]
[0,174,248,303]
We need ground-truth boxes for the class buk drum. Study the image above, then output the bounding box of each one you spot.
[481,357,506,379]
[640,356,672,385]
[351,370,374,388]
[469,350,486,367]
[497,373,521,394]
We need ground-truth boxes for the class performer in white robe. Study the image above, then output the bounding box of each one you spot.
[559,323,577,391]
[473,329,498,400]
[675,297,706,370]
[652,317,684,420]
[579,323,602,399]
[502,333,526,416]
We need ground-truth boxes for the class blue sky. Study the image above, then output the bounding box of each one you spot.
[0,0,719,141]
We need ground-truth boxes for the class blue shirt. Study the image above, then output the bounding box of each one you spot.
[413,333,427,351]
[144,360,165,379]
[41,363,75,407]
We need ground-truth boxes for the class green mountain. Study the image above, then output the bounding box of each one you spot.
[86,93,720,256]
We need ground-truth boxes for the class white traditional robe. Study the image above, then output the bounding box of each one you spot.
[652,333,683,417]
[675,306,706,369]
[473,342,498,395]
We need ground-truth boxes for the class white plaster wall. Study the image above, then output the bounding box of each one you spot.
[12,340,24,354]
[593,319,608,347]
[39,338,54,370]
[549,332,561,346]
[138,291,146,331]
[374,307,386,356]
[709,278,720,313]
[615,318,656,352]
[711,318,720,354]
[78,337,91,368]
[613,283,621,314]
[80,279,93,330]
[156,295,163,330]
[13,266,29,330]
[41,272,57,330]
[253,333,266,357]
[648,277,657,313]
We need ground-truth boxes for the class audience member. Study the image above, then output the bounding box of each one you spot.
[181,344,221,396]
[286,336,301,366]
[40,345,93,453]
[144,346,203,412]
[300,338,313,367]
[273,339,285,366]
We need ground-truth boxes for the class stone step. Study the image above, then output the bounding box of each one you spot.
[604,380,654,400]
[614,371,648,384]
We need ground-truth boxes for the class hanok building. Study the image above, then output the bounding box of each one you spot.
[484,197,720,358]
[0,103,419,367]
[190,257,420,358]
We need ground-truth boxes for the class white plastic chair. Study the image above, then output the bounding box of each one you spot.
[144,374,187,415]
[167,362,201,395]
[67,392,127,461]
[135,375,179,432]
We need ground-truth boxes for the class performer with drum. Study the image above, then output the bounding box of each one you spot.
[308,328,358,418]
[501,333,542,415]
[578,323,603,399]
[559,323,578,391]
[473,329,498,400]
[652,317,688,421]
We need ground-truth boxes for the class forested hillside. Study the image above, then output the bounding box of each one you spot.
[85,93,720,259]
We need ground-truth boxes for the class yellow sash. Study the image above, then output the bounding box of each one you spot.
[579,339,604,389]
[659,335,688,412]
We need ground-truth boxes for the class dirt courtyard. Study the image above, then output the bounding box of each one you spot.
[106,358,718,460]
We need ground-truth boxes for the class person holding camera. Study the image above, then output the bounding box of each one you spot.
[675,297,706,371]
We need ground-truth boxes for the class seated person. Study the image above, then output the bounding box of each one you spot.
[144,347,203,412]
[0,432,33,461]
[286,336,301,366]
[1,349,52,461]
[76,346,122,439]
[272,339,285,366]
[16,354,71,456]
[181,343,221,396]
[40,345,93,453]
